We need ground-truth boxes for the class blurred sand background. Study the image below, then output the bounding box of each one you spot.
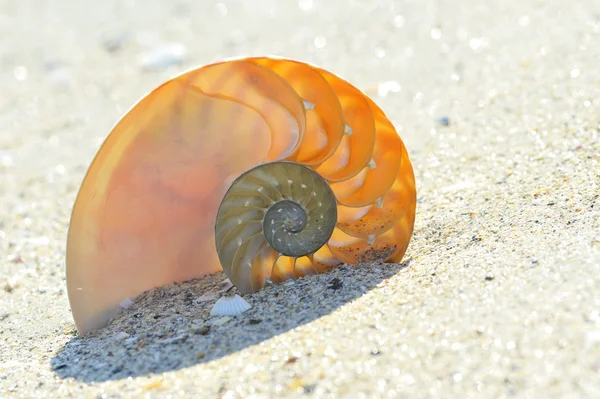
[1,0,599,397]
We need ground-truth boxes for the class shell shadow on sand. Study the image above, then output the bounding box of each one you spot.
[51,259,412,383]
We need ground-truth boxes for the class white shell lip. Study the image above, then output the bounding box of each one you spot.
[210,294,251,316]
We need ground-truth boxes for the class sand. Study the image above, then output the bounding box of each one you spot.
[1,0,599,397]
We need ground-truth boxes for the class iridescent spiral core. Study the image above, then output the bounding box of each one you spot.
[66,55,417,335]
[264,201,310,250]
[270,200,307,234]
[215,162,337,293]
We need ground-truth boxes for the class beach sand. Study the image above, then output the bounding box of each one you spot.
[1,0,599,397]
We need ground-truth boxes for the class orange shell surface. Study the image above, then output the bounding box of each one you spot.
[66,56,417,335]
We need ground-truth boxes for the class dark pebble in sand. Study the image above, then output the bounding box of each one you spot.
[328,278,343,290]
[437,116,450,126]
[194,326,210,335]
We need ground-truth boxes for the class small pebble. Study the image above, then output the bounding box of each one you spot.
[114,332,130,340]
[285,356,298,364]
[194,326,210,335]
[327,278,343,290]
[8,255,23,264]
[100,32,129,53]
[160,334,188,345]
[211,317,232,327]
[195,294,216,302]
[3,277,20,293]
[437,116,451,126]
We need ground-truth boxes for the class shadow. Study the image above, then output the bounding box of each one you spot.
[51,259,412,383]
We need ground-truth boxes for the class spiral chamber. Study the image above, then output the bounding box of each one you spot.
[215,162,338,293]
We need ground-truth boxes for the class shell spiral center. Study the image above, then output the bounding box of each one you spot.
[265,200,308,235]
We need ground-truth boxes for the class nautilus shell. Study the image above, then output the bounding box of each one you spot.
[66,56,417,335]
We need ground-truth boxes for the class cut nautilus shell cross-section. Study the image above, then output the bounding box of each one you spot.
[66,56,417,335]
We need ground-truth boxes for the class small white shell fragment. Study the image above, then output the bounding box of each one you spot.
[210,294,251,316]
[368,158,377,169]
[376,197,384,208]
[119,297,134,309]
[303,100,315,110]
[344,124,354,135]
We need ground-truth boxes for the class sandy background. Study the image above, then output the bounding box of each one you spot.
[1,0,600,397]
